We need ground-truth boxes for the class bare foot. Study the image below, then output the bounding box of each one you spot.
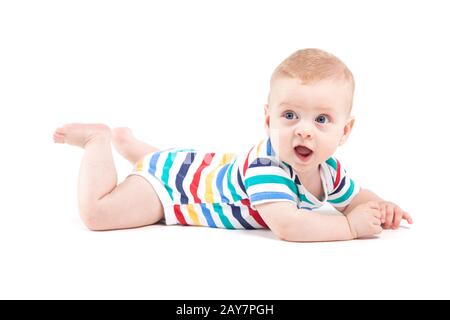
[53,123,111,148]
[112,127,158,164]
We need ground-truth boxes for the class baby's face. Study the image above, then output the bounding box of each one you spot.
[265,77,354,175]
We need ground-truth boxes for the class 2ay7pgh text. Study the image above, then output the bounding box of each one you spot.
[176,304,274,317]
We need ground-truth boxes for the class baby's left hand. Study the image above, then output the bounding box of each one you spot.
[378,201,413,229]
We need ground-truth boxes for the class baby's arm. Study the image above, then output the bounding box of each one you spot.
[340,188,383,215]
[255,201,382,242]
[338,188,413,229]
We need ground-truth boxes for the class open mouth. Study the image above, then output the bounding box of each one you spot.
[294,145,313,162]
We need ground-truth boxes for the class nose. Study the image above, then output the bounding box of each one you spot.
[295,123,313,139]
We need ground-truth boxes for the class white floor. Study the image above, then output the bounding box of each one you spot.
[1,144,448,299]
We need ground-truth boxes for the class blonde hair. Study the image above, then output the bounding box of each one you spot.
[270,48,355,97]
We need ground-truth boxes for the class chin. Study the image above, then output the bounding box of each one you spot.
[293,162,317,173]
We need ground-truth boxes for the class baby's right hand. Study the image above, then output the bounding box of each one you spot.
[346,201,383,239]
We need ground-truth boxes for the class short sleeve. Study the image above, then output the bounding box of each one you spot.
[324,157,360,208]
[243,156,299,210]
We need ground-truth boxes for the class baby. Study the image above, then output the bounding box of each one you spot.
[53,48,412,241]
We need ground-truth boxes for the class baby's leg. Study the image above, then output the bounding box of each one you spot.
[53,124,163,230]
[112,127,159,165]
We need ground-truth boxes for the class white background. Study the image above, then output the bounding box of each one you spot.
[1,0,449,299]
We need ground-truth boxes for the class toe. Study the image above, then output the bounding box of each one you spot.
[53,128,66,143]
[55,127,66,135]
[53,135,64,143]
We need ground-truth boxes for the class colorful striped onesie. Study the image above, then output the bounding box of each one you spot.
[130,137,360,229]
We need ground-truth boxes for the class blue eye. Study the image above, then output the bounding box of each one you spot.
[284,111,297,120]
[315,114,329,124]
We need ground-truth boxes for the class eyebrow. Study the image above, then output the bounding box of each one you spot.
[278,103,335,113]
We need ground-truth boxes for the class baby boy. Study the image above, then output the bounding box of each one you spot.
[53,48,412,241]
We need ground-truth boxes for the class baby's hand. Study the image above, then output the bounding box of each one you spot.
[378,201,413,229]
[346,201,383,239]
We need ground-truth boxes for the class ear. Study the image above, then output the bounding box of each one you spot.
[264,104,271,135]
[339,116,355,146]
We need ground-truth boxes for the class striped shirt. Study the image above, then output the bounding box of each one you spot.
[131,137,360,229]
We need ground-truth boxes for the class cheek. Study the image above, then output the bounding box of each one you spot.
[268,124,282,139]
[269,127,290,154]
[318,132,341,153]
[268,129,280,151]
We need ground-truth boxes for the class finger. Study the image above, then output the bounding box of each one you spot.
[392,207,403,229]
[367,201,380,210]
[373,225,383,234]
[372,217,381,226]
[384,205,394,228]
[380,205,386,224]
[402,211,413,224]
[370,208,382,219]
[370,209,382,225]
